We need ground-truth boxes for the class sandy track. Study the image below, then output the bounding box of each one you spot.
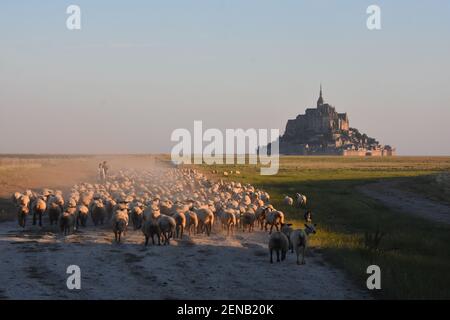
[0,218,369,300]
[358,181,450,225]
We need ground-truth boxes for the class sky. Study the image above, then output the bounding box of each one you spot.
[0,0,449,155]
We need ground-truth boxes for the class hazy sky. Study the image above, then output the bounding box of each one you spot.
[1,1,449,155]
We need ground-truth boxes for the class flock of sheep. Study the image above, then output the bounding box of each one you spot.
[11,167,316,265]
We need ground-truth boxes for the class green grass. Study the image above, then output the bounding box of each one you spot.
[191,156,450,299]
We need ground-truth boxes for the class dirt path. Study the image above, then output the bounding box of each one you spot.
[0,218,369,299]
[358,181,450,225]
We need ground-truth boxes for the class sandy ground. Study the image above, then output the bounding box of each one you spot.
[358,181,450,225]
[0,156,369,300]
[0,218,369,300]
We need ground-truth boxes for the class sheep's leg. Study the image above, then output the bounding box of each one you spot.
[269,224,274,234]
[270,249,273,264]
[145,236,148,246]
[276,250,280,262]
[33,212,36,225]
[301,246,306,264]
[38,212,42,227]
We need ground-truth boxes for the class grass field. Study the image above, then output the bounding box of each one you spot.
[192,156,450,299]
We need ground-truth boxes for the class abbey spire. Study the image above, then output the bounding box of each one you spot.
[317,84,324,107]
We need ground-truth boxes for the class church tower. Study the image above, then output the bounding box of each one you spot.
[317,84,324,107]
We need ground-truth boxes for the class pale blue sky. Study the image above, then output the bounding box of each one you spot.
[1,1,449,155]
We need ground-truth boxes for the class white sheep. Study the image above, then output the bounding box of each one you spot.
[268,231,289,263]
[290,224,317,265]
[283,196,294,206]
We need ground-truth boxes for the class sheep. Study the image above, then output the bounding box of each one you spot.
[304,210,313,223]
[185,210,198,236]
[76,205,89,227]
[265,209,285,234]
[60,211,76,236]
[295,193,307,208]
[142,219,161,245]
[242,210,256,233]
[91,199,107,226]
[281,223,294,251]
[255,206,269,230]
[283,196,294,206]
[12,192,22,207]
[17,204,30,228]
[195,207,214,236]
[112,209,129,243]
[31,196,47,227]
[156,214,176,245]
[173,211,186,239]
[290,224,317,265]
[130,205,144,230]
[219,208,237,236]
[268,231,289,263]
[48,202,61,226]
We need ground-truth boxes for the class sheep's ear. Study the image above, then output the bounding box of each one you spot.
[287,223,293,226]
[314,223,317,227]
[304,224,307,227]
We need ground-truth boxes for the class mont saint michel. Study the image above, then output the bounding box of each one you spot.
[274,86,395,156]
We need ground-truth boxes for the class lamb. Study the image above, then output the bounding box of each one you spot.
[268,231,289,263]
[76,205,89,227]
[156,214,176,245]
[130,205,144,230]
[60,211,76,235]
[265,209,285,234]
[283,196,294,206]
[290,224,317,265]
[48,202,61,226]
[91,199,107,226]
[173,211,186,239]
[112,209,129,243]
[142,219,161,245]
[242,210,256,233]
[185,210,198,236]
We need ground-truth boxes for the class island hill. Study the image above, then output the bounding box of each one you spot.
[270,86,395,156]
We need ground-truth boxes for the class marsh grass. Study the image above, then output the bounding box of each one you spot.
[192,156,450,299]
